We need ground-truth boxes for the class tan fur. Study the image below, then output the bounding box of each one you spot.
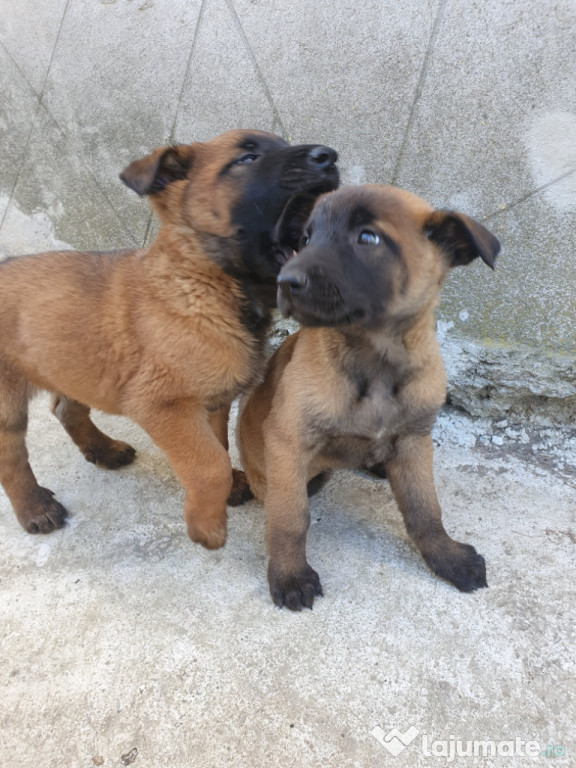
[0,129,338,547]
[237,184,499,609]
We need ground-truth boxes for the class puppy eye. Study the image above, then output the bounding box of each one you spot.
[301,234,311,247]
[235,153,258,164]
[358,230,380,245]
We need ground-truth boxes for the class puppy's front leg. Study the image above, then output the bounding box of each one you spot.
[137,401,232,549]
[265,433,322,610]
[386,433,487,591]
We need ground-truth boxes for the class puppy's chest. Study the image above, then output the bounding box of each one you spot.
[204,338,268,409]
[341,377,400,440]
[316,376,432,468]
[153,303,270,407]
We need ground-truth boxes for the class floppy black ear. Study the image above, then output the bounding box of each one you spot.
[119,145,194,196]
[273,193,318,254]
[425,210,500,269]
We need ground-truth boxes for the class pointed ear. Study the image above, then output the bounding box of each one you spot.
[424,210,500,269]
[119,145,194,196]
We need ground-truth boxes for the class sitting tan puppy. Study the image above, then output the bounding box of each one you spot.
[237,184,500,609]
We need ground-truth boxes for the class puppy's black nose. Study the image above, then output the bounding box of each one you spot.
[278,271,308,295]
[308,145,338,169]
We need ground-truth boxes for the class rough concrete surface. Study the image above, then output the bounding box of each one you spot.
[0,398,574,768]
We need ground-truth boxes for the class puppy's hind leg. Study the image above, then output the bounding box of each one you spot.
[208,403,254,506]
[51,394,136,469]
[0,365,67,533]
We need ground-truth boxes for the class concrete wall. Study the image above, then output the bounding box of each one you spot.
[1,0,575,419]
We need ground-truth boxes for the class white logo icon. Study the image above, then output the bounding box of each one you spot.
[372,726,420,756]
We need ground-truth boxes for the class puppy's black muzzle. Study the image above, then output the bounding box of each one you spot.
[278,144,339,193]
[307,145,338,170]
[270,149,339,269]
[277,270,308,295]
[277,258,349,324]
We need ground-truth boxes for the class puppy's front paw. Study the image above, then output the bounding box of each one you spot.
[186,517,227,550]
[17,487,68,534]
[426,543,488,592]
[268,563,323,611]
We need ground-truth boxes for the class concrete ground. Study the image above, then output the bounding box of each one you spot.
[0,396,574,768]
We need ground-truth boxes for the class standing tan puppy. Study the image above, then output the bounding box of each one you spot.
[0,129,338,548]
[237,184,500,609]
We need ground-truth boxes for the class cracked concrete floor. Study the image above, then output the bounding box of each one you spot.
[0,395,574,768]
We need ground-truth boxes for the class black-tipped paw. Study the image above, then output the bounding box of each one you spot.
[365,462,387,479]
[426,543,488,592]
[227,469,254,506]
[17,487,68,534]
[83,440,136,469]
[268,563,323,611]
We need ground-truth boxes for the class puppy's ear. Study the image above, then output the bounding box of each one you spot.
[120,145,194,196]
[425,210,500,269]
